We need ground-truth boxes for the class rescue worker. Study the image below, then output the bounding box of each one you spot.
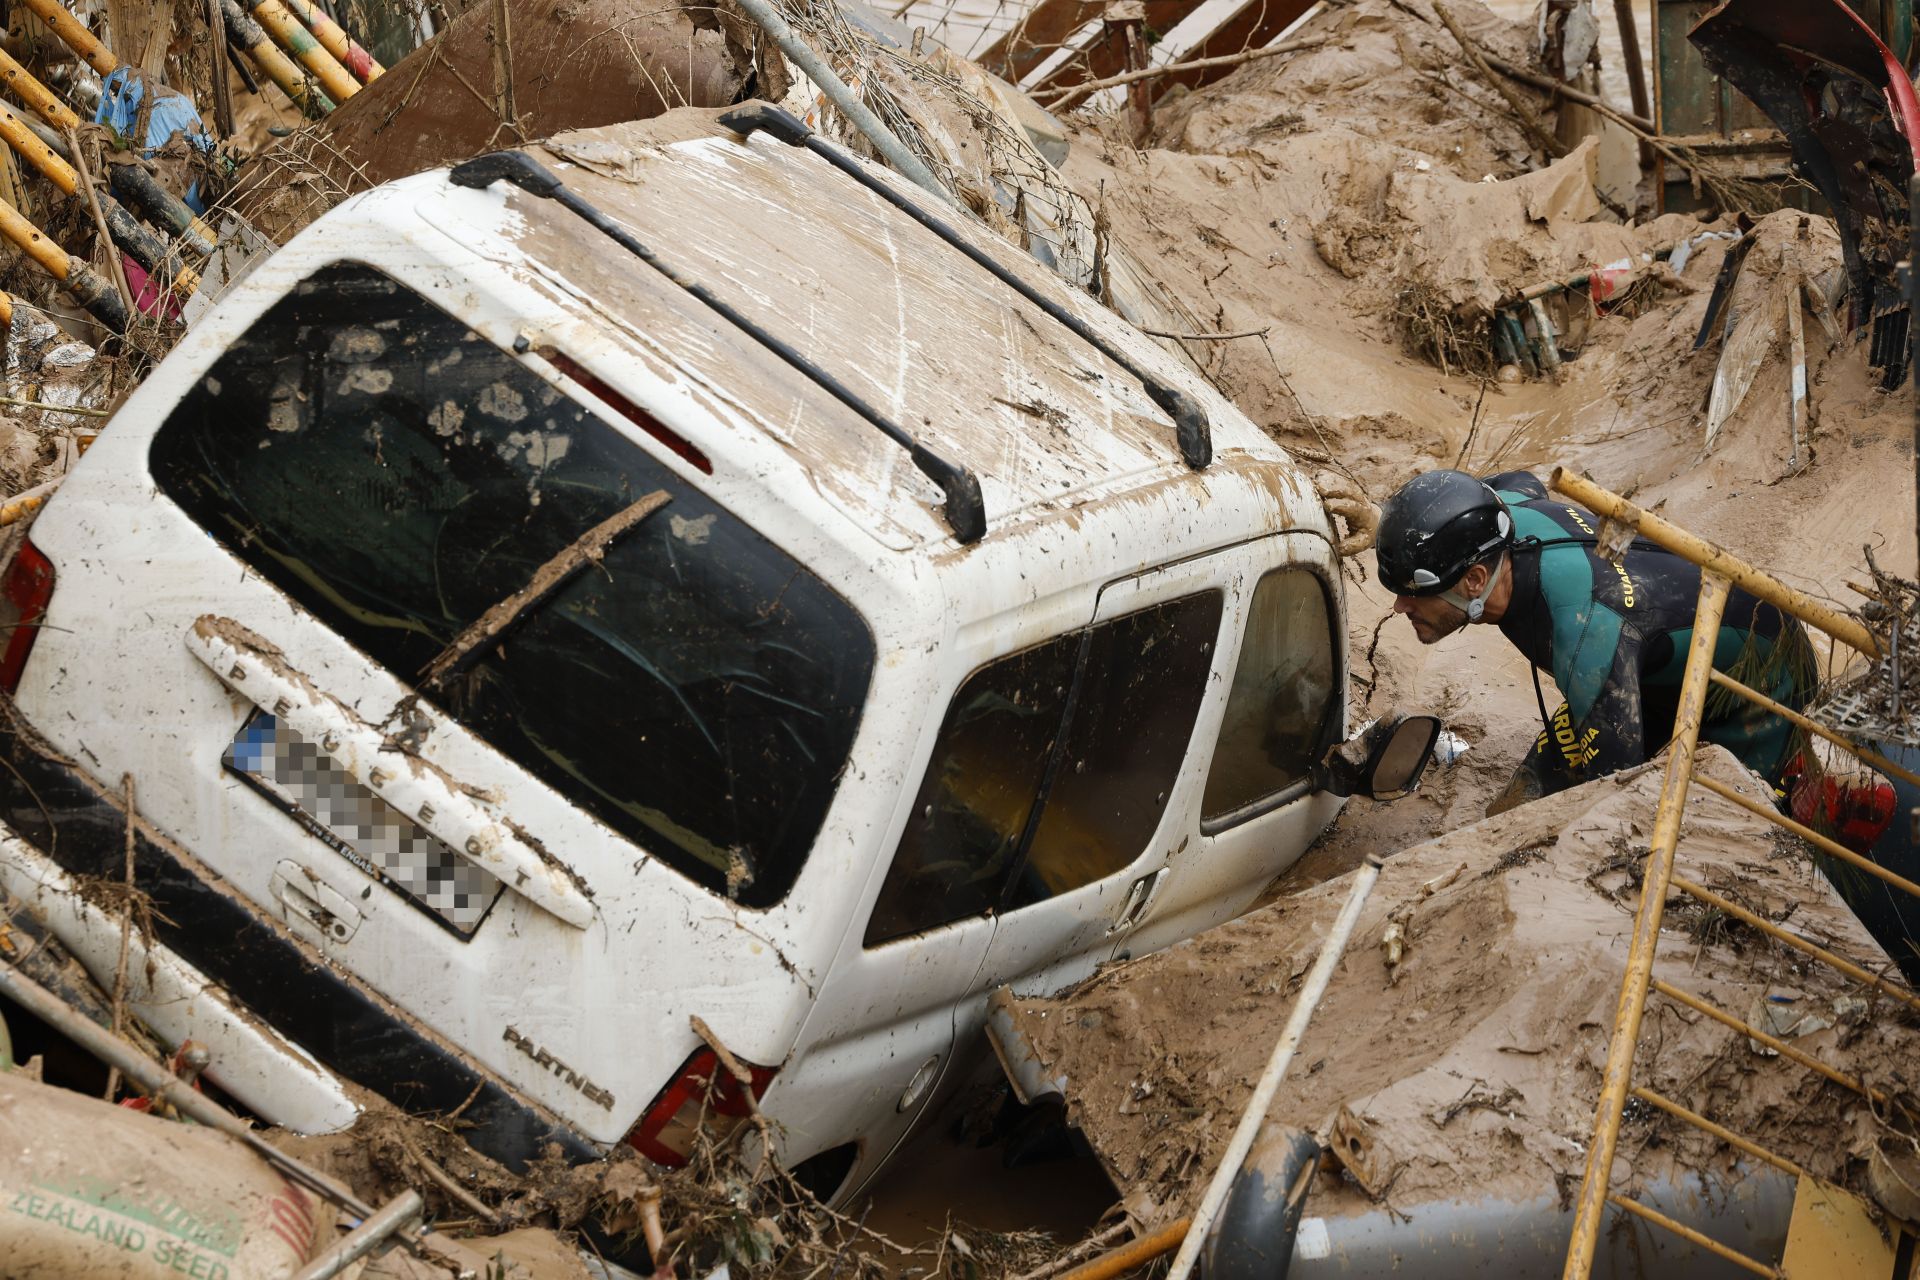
[1373,470,1886,841]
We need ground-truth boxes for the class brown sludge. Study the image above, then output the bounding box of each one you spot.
[1000,748,1920,1226]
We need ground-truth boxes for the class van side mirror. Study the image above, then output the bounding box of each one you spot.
[1314,713,1442,801]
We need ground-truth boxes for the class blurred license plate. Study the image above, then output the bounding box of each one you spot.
[224,710,503,936]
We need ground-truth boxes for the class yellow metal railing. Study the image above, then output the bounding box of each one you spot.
[1551,468,1918,1280]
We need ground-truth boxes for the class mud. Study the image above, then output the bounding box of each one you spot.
[999,748,1920,1225]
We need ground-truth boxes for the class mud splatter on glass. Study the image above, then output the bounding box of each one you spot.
[225,711,503,935]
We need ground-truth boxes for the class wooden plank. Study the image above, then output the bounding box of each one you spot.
[979,0,1108,84]
[1138,0,1318,97]
[1033,0,1199,92]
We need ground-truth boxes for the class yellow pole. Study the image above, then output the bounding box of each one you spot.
[1057,1219,1193,1280]
[0,44,81,131]
[13,0,117,76]
[1551,466,1881,658]
[219,0,336,118]
[1561,571,1730,1280]
[250,0,361,103]
[280,0,384,82]
[0,107,77,195]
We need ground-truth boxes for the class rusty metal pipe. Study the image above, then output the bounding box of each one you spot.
[1551,467,1880,657]
[1561,571,1730,1280]
[1669,874,1920,1014]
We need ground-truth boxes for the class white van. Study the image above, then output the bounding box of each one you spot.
[0,106,1418,1202]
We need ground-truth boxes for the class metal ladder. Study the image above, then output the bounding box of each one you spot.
[1552,467,1920,1280]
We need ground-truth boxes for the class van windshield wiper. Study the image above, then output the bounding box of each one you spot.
[447,150,988,545]
[718,103,1213,471]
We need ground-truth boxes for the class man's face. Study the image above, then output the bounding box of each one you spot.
[1393,592,1468,645]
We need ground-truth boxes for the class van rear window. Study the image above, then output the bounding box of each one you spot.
[150,262,874,909]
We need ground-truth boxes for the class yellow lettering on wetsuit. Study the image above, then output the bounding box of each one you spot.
[1536,705,1601,770]
[1610,560,1635,608]
[1563,506,1595,535]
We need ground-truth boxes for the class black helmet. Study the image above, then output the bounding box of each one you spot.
[1375,470,1514,597]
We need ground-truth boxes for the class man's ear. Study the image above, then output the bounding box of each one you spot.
[1460,563,1491,596]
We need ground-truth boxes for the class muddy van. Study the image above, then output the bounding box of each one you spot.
[0,106,1422,1201]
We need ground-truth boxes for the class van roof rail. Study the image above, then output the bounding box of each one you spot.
[447,149,988,545]
[718,102,1213,472]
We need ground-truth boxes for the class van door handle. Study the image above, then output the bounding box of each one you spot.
[1107,868,1165,937]
[188,616,594,930]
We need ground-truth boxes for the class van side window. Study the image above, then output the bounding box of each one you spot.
[865,593,1221,946]
[1201,568,1337,826]
[149,262,874,910]
[1008,594,1221,906]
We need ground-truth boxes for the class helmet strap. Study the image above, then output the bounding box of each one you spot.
[1441,551,1506,623]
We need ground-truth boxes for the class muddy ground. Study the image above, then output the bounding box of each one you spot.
[0,0,1913,1274]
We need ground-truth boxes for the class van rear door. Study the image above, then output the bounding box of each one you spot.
[19,257,874,1147]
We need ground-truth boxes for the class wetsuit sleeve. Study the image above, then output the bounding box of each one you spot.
[1482,470,1548,500]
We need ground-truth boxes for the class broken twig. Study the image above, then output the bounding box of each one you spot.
[1432,4,1566,161]
[419,489,670,688]
[1139,324,1272,341]
[1039,35,1330,111]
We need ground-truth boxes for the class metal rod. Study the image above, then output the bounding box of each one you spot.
[1561,571,1730,1280]
[720,104,1213,470]
[1056,1218,1193,1280]
[220,0,336,117]
[14,0,117,75]
[0,44,80,130]
[1705,667,1920,791]
[1691,772,1920,900]
[1551,467,1881,657]
[289,1191,424,1280]
[1165,854,1384,1280]
[1651,978,1915,1122]
[279,0,383,83]
[449,149,986,543]
[1629,1086,1806,1178]
[724,0,950,203]
[1604,1193,1781,1278]
[1669,874,1920,1015]
[0,959,375,1215]
[251,0,361,102]
[0,188,126,331]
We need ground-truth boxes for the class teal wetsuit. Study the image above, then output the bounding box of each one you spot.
[1487,472,1815,796]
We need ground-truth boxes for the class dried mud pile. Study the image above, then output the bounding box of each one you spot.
[1047,0,1913,863]
[1000,748,1920,1225]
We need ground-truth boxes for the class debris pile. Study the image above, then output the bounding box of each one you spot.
[996,748,1920,1226]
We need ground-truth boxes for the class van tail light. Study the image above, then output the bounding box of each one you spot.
[0,539,55,694]
[627,1048,776,1168]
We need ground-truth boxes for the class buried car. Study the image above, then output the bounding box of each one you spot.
[0,104,1428,1202]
